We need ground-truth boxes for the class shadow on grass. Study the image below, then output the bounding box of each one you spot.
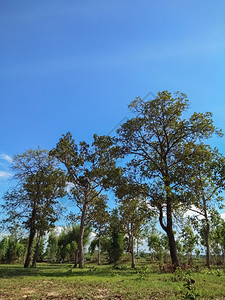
[0,263,138,279]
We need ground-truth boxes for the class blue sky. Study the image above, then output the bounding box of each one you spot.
[1,0,225,210]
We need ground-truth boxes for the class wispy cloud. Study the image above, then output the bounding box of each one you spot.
[0,154,13,163]
[0,171,13,179]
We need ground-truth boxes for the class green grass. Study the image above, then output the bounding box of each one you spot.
[1,262,225,299]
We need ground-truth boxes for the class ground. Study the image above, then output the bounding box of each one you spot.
[0,262,225,299]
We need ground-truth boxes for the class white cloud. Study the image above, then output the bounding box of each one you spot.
[53,226,64,235]
[185,205,225,221]
[221,213,225,220]
[65,182,74,193]
[0,171,13,178]
[0,154,13,163]
[184,205,204,220]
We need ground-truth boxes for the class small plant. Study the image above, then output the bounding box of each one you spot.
[111,271,119,277]
[66,266,73,276]
[194,265,202,273]
[89,266,97,272]
[172,267,188,282]
[111,264,127,270]
[216,269,222,277]
[206,269,222,276]
[177,279,200,299]
[136,266,150,280]
[112,263,119,270]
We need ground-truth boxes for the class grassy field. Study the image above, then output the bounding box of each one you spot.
[1,262,225,299]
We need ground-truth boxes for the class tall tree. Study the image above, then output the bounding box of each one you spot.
[117,91,221,267]
[50,132,120,268]
[2,148,66,268]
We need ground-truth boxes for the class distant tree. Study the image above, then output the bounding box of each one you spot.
[0,237,8,263]
[179,218,199,264]
[57,225,91,265]
[118,195,151,268]
[87,194,109,265]
[180,144,225,268]
[50,132,120,268]
[117,91,222,267]
[36,236,45,262]
[89,235,111,263]
[148,229,169,262]
[46,231,59,263]
[108,209,124,264]
[211,215,225,263]
[6,237,24,263]
[2,148,66,268]
[1,226,27,263]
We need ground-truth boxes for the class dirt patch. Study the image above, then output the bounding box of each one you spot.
[47,292,60,297]
[21,288,35,294]
[92,288,110,299]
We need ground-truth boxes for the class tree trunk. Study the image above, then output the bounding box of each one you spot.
[74,250,79,268]
[78,199,88,268]
[202,199,211,269]
[167,200,179,268]
[31,233,41,268]
[98,236,101,265]
[159,201,180,269]
[205,221,211,268]
[167,226,179,268]
[24,209,36,268]
[131,235,135,268]
[136,238,139,257]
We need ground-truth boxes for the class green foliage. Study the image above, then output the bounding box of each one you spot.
[118,193,152,245]
[50,132,121,267]
[1,90,225,272]
[148,230,169,262]
[136,266,150,280]
[0,234,27,263]
[172,267,190,282]
[109,232,124,264]
[2,148,67,268]
[117,90,223,266]
[179,218,199,264]
[2,148,66,232]
[88,194,109,236]
[46,232,58,263]
[7,238,25,263]
[55,225,91,263]
[0,237,8,262]
[179,144,225,267]
[89,238,98,255]
[36,237,45,261]
[178,280,200,299]
[108,209,124,264]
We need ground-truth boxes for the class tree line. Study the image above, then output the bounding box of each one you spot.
[1,91,225,270]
